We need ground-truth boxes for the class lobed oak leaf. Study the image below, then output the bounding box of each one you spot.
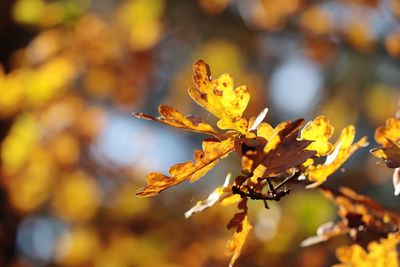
[246,119,316,181]
[185,173,232,218]
[305,187,400,246]
[133,104,221,138]
[136,138,234,197]
[300,116,334,156]
[374,117,400,147]
[305,126,368,188]
[333,233,400,267]
[370,140,400,169]
[188,59,250,134]
[225,215,252,267]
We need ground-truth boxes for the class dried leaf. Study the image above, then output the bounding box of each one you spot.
[137,138,234,196]
[306,126,368,188]
[246,119,316,181]
[300,116,334,156]
[185,173,232,218]
[188,60,250,134]
[333,233,400,267]
[371,140,400,168]
[133,104,221,137]
[225,216,252,267]
[314,187,400,243]
[374,117,400,147]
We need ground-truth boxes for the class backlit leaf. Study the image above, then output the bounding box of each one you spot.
[136,138,234,196]
[188,59,250,134]
[306,126,368,188]
[374,118,400,146]
[300,116,334,156]
[134,104,222,138]
[225,216,252,267]
[334,233,400,267]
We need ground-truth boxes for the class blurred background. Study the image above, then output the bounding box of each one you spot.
[0,0,400,266]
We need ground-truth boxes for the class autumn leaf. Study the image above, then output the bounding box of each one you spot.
[300,116,334,156]
[371,140,400,168]
[185,173,232,218]
[133,104,221,138]
[374,117,400,146]
[245,119,316,181]
[371,118,400,195]
[333,233,400,267]
[188,59,250,134]
[305,126,368,188]
[225,216,252,267]
[136,138,234,196]
[305,187,400,246]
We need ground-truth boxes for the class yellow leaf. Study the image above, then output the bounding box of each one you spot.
[371,141,400,168]
[188,59,250,134]
[375,118,400,147]
[137,138,234,196]
[306,126,368,188]
[134,104,221,137]
[225,216,252,267]
[334,233,400,267]
[300,116,334,156]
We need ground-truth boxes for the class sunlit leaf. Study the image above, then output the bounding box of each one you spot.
[371,140,400,168]
[306,126,368,188]
[374,118,400,146]
[188,59,250,134]
[137,138,235,196]
[134,104,222,137]
[333,233,400,267]
[300,116,334,156]
[225,216,252,267]
[307,187,400,245]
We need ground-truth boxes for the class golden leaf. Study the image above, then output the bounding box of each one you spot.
[225,216,252,267]
[134,104,221,137]
[300,116,334,156]
[334,233,400,267]
[136,138,234,196]
[306,126,368,188]
[188,59,250,134]
[375,118,400,146]
[371,140,400,168]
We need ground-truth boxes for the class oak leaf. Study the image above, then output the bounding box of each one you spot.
[188,60,250,134]
[333,233,400,267]
[136,138,234,196]
[371,140,400,168]
[303,187,400,247]
[245,119,316,181]
[374,117,400,147]
[305,126,368,188]
[133,104,221,137]
[225,216,252,267]
[300,116,334,156]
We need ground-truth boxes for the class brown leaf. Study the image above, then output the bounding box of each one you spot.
[137,138,234,196]
[371,140,400,169]
[245,119,317,181]
[308,187,400,245]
